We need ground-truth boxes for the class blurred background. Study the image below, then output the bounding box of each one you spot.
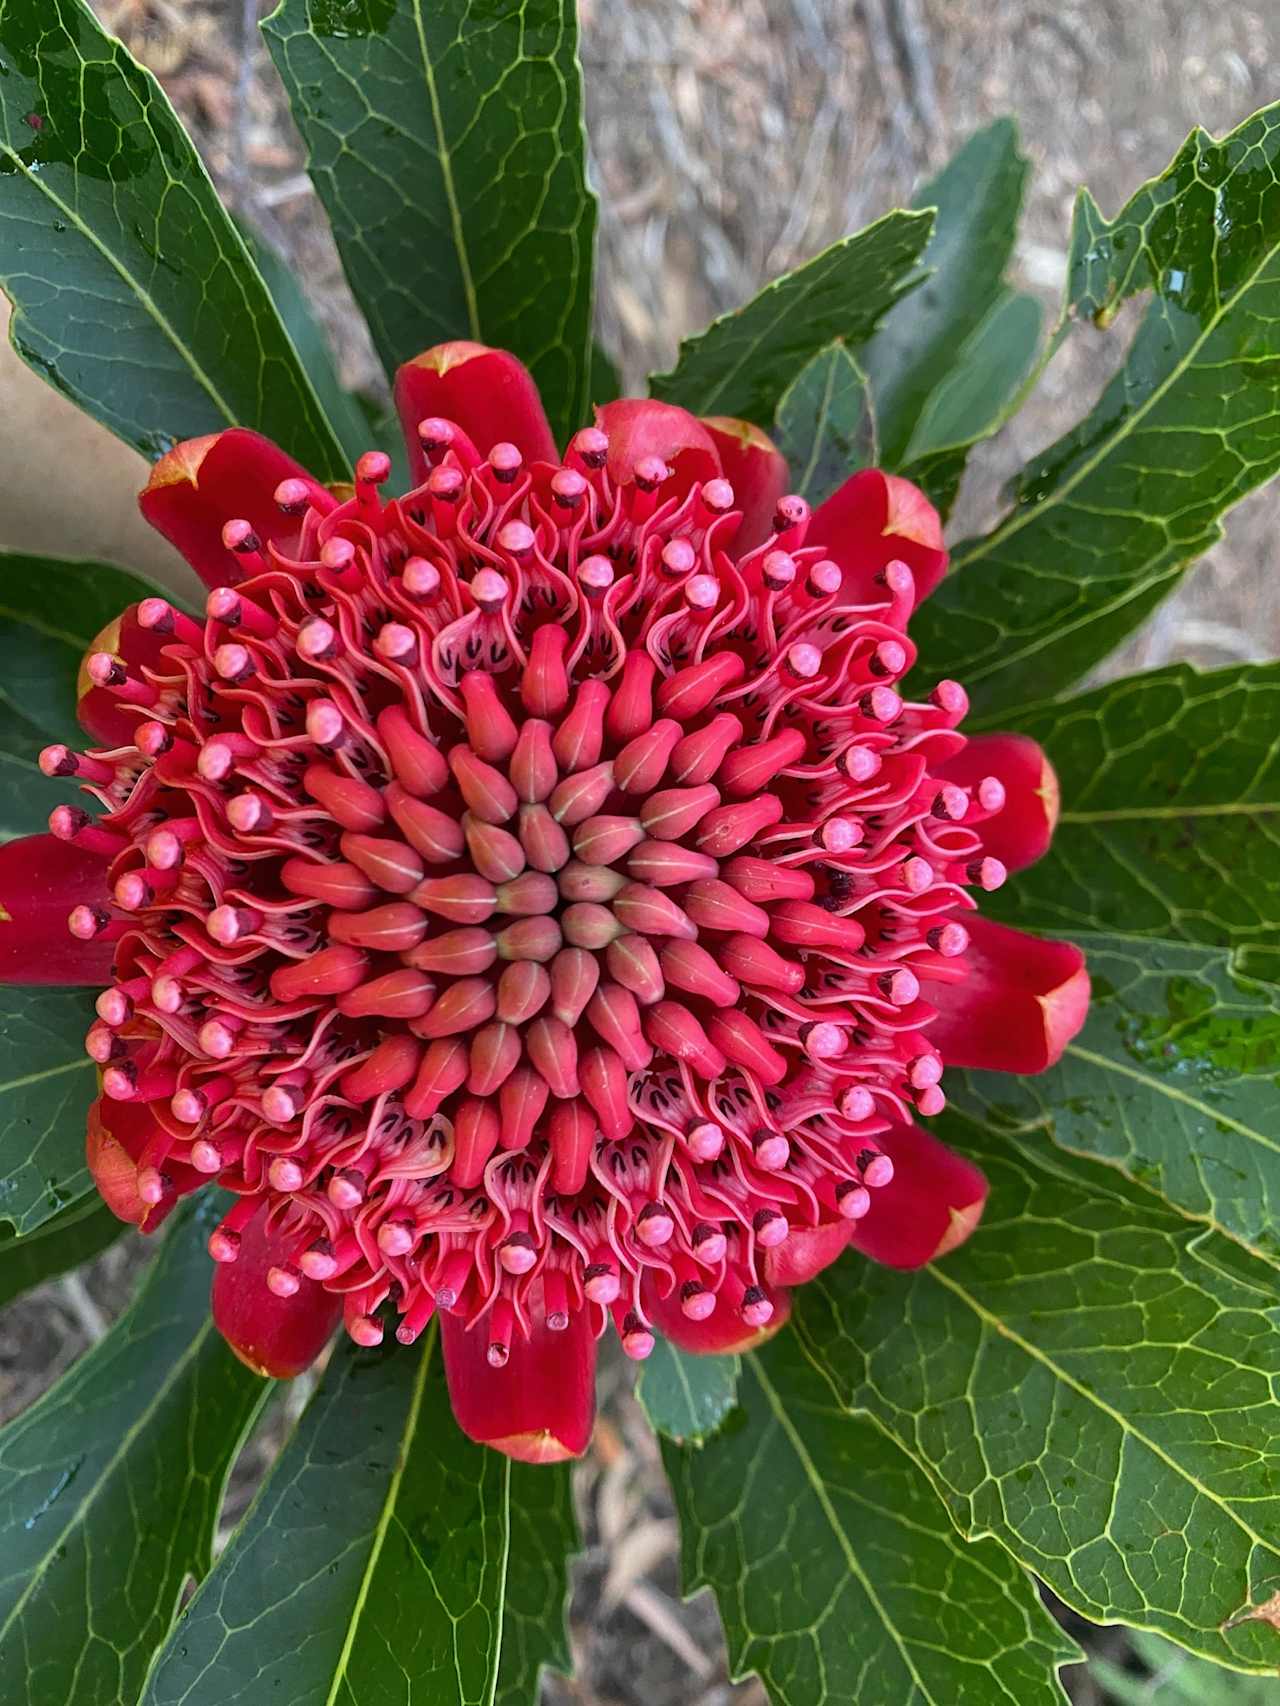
[2,2,1279,1701]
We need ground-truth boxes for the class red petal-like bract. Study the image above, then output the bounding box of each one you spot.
[925,914,1090,1074]
[0,834,114,984]
[31,343,1087,1458]
[845,1119,989,1268]
[395,342,558,481]
[441,1280,596,1460]
[701,417,790,552]
[212,1201,343,1377]
[935,732,1059,873]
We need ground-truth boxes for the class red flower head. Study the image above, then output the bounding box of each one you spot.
[6,341,1088,1462]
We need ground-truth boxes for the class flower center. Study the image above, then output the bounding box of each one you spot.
[55,427,1005,1363]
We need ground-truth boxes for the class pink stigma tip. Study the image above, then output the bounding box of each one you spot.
[583,1268,620,1305]
[753,1132,791,1171]
[497,521,535,556]
[840,1087,876,1122]
[268,1157,305,1193]
[221,518,259,553]
[403,557,441,598]
[681,1287,716,1321]
[262,1086,300,1124]
[471,569,508,610]
[170,1088,206,1123]
[838,1184,872,1220]
[740,1291,774,1328]
[306,700,345,746]
[687,1122,725,1160]
[356,450,392,485]
[635,1207,675,1248]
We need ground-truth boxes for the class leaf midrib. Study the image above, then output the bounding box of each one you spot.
[410,0,481,344]
[921,1260,1279,1561]
[1063,1041,1280,1160]
[749,1357,939,1706]
[1060,802,1279,823]
[0,147,241,436]
[0,1057,91,1097]
[0,602,95,651]
[954,191,1279,577]
[669,214,930,417]
[957,924,1280,1270]
[322,1328,436,1706]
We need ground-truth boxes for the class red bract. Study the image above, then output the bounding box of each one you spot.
[4,341,1088,1462]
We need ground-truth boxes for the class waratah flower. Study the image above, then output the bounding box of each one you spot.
[2,340,1089,1462]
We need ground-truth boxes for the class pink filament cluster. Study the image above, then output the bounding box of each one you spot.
[50,425,1008,1364]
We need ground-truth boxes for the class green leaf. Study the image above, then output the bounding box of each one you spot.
[0,551,171,842]
[861,119,1031,465]
[896,443,970,522]
[794,1113,1280,1670]
[903,288,1043,464]
[0,551,166,747]
[0,1196,267,1706]
[650,211,934,426]
[772,341,875,506]
[144,1329,577,1706]
[0,0,348,477]
[663,1327,1079,1705]
[897,289,1043,516]
[985,662,1280,978]
[240,224,371,470]
[0,984,96,1235]
[637,1339,741,1444]
[954,661,1280,1271]
[954,937,1280,1275]
[913,102,1280,719]
[263,0,598,447]
[0,1192,122,1311]
[494,1460,578,1706]
[0,748,75,843]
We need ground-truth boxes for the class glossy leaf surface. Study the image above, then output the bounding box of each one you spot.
[796,1115,1280,1669]
[772,340,875,506]
[961,661,1280,1269]
[650,211,932,425]
[986,662,1280,977]
[637,1339,741,1444]
[0,1191,121,1311]
[665,1326,1079,1704]
[145,1330,577,1706]
[861,119,1030,464]
[0,984,96,1234]
[955,937,1280,1276]
[915,104,1280,716]
[0,0,348,476]
[264,0,597,447]
[0,552,164,746]
[902,288,1042,514]
[494,1459,578,1706]
[0,1198,265,1706]
[241,224,372,469]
